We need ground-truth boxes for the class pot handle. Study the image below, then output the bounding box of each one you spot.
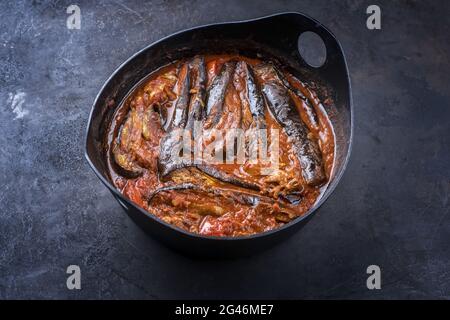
[296,20,348,77]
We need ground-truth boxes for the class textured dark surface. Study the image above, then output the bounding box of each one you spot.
[0,0,449,299]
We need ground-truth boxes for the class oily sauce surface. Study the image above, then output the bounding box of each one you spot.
[106,54,335,237]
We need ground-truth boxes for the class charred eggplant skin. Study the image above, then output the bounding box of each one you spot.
[147,183,196,203]
[204,61,235,127]
[272,65,319,128]
[186,56,207,131]
[158,127,194,177]
[196,164,261,191]
[112,145,143,178]
[112,109,144,178]
[159,62,193,177]
[167,63,191,131]
[256,65,326,186]
[244,63,266,128]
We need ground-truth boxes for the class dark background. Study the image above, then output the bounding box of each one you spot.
[0,0,449,299]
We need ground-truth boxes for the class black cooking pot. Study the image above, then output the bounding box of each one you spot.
[85,12,352,257]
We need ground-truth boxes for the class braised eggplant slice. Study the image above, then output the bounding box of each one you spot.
[255,64,326,186]
[204,61,235,128]
[158,62,194,177]
[112,108,144,178]
[112,144,143,178]
[147,183,196,202]
[166,63,191,131]
[271,64,319,129]
[148,184,243,217]
[244,63,266,128]
[176,167,302,208]
[158,128,192,177]
[148,180,298,219]
[186,56,206,131]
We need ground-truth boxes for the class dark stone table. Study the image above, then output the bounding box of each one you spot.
[0,0,449,299]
